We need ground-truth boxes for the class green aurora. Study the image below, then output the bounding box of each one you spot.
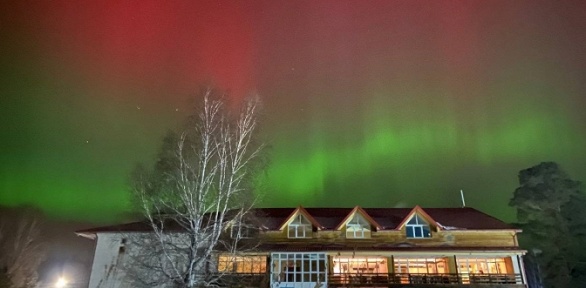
[1,0,585,223]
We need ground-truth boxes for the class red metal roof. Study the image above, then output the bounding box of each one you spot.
[277,206,326,230]
[259,207,515,230]
[77,206,516,238]
[334,206,383,230]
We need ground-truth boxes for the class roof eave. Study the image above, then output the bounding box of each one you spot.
[395,205,439,230]
[75,232,97,240]
[334,206,383,231]
[278,206,324,230]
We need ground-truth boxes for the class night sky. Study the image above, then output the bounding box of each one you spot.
[2,0,585,223]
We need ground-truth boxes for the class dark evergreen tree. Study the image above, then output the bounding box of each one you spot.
[0,267,11,288]
[561,190,586,287]
[510,162,586,288]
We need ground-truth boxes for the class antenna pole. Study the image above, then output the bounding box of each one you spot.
[460,189,466,207]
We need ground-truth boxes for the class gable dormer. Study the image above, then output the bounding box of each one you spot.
[396,206,438,239]
[345,213,371,238]
[279,206,321,239]
[288,213,312,238]
[405,214,431,238]
[335,206,382,239]
[230,223,256,239]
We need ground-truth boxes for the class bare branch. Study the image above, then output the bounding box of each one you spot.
[127,90,264,287]
[0,208,46,288]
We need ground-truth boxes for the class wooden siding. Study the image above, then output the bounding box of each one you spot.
[261,228,518,248]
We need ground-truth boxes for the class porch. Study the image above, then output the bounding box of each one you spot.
[215,252,526,287]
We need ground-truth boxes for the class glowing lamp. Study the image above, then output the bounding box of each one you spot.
[55,277,68,288]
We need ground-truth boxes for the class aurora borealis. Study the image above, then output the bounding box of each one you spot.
[1,1,585,223]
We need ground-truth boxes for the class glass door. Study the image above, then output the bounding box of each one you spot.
[271,253,327,288]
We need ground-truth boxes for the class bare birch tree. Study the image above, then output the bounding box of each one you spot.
[0,208,46,288]
[127,89,264,288]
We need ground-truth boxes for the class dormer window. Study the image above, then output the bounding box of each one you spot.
[406,214,431,238]
[288,214,312,238]
[231,224,255,239]
[346,214,370,238]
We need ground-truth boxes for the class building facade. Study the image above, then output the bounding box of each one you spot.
[78,206,527,288]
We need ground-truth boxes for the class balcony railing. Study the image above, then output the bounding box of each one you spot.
[210,273,266,287]
[328,273,523,286]
[205,272,523,287]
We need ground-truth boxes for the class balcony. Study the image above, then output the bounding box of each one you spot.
[328,273,525,287]
[211,273,266,287]
[207,272,525,287]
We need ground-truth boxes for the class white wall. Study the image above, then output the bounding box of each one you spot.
[87,232,190,288]
[87,233,125,288]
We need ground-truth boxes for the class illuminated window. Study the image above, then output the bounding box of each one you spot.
[393,257,448,284]
[405,215,431,238]
[288,214,313,238]
[332,256,388,275]
[457,257,509,283]
[393,257,448,274]
[346,214,370,238]
[218,255,267,273]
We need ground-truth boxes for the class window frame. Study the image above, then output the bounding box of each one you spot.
[271,253,326,283]
[231,224,255,239]
[393,257,448,274]
[288,214,313,238]
[405,215,431,238]
[217,255,267,274]
[345,214,371,239]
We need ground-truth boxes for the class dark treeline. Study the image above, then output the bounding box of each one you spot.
[510,162,586,288]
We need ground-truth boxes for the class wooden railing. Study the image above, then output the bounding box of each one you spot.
[210,273,266,287]
[328,273,523,286]
[205,272,523,287]
[468,273,522,284]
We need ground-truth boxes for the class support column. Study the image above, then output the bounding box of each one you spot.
[512,255,527,285]
[448,255,458,273]
[450,255,460,284]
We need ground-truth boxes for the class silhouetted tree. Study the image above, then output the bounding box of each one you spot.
[0,267,10,288]
[510,162,586,288]
[126,88,264,288]
[0,208,46,288]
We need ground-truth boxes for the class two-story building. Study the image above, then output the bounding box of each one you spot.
[78,206,527,288]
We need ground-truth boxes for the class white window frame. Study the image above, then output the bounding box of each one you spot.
[271,253,327,284]
[346,214,370,239]
[332,256,388,275]
[393,257,448,274]
[406,215,431,238]
[457,257,509,274]
[288,214,313,238]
